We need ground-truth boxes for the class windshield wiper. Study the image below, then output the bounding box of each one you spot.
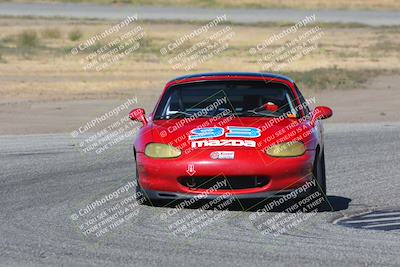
[156,110,281,120]
[159,111,214,119]
[235,110,281,118]
[154,111,191,120]
[169,111,193,117]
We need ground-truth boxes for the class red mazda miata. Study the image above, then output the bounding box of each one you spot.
[129,72,332,204]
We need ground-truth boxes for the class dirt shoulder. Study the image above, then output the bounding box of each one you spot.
[0,74,398,135]
[306,75,400,123]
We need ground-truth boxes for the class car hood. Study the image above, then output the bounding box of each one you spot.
[150,117,313,151]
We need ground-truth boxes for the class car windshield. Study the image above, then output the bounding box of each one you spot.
[154,80,299,120]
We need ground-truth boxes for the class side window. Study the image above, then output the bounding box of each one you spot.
[294,83,310,116]
[162,90,180,118]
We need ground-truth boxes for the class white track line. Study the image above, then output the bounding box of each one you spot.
[363,212,400,218]
[345,216,400,224]
[363,222,400,229]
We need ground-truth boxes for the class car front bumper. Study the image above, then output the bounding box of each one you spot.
[136,148,316,199]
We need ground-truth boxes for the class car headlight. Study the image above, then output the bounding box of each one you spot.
[145,143,181,158]
[266,141,306,157]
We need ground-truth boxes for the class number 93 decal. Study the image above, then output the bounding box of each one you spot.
[189,126,261,140]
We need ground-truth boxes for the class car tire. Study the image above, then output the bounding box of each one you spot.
[294,148,328,212]
[293,149,328,212]
[314,149,327,196]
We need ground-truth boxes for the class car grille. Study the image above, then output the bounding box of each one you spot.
[178,175,268,190]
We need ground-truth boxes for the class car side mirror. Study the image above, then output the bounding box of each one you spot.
[310,106,333,126]
[129,108,147,126]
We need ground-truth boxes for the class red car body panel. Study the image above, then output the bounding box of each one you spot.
[132,73,329,199]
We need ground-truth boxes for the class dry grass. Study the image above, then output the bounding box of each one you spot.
[0,17,399,103]
[41,28,62,39]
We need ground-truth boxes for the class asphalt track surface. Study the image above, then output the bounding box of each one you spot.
[1,3,400,26]
[1,122,400,266]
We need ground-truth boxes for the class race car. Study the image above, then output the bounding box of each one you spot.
[129,72,332,204]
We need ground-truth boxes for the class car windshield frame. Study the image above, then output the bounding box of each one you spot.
[153,80,300,120]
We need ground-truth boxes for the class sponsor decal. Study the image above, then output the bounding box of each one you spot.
[192,139,256,148]
[189,126,260,148]
[210,151,235,160]
[189,126,260,140]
